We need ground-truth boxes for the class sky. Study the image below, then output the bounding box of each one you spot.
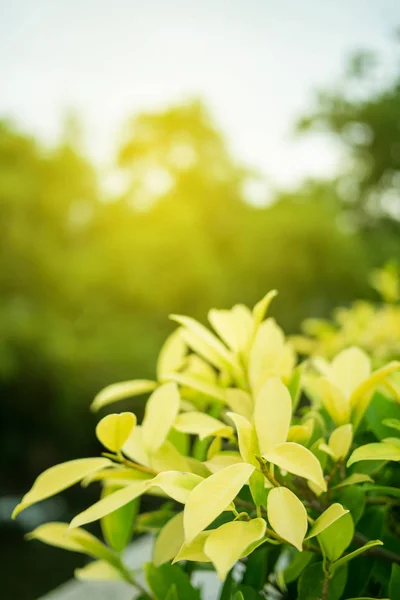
[1,0,399,190]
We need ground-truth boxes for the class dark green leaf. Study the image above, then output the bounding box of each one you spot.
[145,562,201,600]
[366,393,400,440]
[390,564,400,600]
[241,545,269,591]
[282,550,314,584]
[218,569,233,600]
[338,486,365,524]
[298,562,348,600]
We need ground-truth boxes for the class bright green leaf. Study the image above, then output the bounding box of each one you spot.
[347,442,400,466]
[306,504,349,539]
[91,380,157,412]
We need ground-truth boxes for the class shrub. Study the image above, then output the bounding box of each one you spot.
[13,291,400,599]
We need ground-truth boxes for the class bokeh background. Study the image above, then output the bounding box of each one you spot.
[1,1,400,598]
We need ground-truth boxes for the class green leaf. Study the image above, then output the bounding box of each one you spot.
[101,484,139,553]
[232,593,244,600]
[331,540,383,572]
[241,544,269,590]
[389,564,400,600]
[338,487,365,524]
[249,470,268,507]
[145,562,201,600]
[347,442,400,466]
[282,550,314,584]
[317,513,354,561]
[12,457,112,518]
[165,584,179,600]
[383,418,400,432]
[168,372,227,402]
[91,379,157,411]
[298,562,348,600]
[218,568,233,600]
[362,484,400,498]
[365,391,400,440]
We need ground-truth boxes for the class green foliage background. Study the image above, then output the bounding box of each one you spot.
[1,44,400,598]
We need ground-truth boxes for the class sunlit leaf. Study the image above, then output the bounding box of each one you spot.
[168,372,226,402]
[91,379,157,412]
[249,319,286,392]
[174,412,232,440]
[347,442,400,466]
[75,560,125,582]
[26,522,115,563]
[149,471,204,504]
[70,479,148,529]
[264,442,327,491]
[267,487,307,551]
[306,504,349,539]
[203,452,242,473]
[142,382,180,452]
[122,425,150,467]
[317,378,350,426]
[96,412,136,452]
[173,531,212,563]
[331,347,371,399]
[154,512,185,567]
[329,424,353,460]
[254,376,292,454]
[183,462,255,542]
[150,440,190,473]
[157,329,187,381]
[252,290,278,329]
[225,388,253,421]
[12,458,112,518]
[208,304,253,353]
[204,518,266,580]
[227,412,258,465]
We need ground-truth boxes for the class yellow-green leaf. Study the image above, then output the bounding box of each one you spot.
[122,425,150,467]
[227,412,259,465]
[267,487,307,551]
[142,382,180,452]
[101,485,139,552]
[173,531,212,563]
[154,512,185,566]
[208,304,253,353]
[347,442,400,466]
[70,479,148,529]
[252,290,278,329]
[225,388,253,421]
[75,560,125,582]
[174,412,232,440]
[149,471,204,504]
[317,512,354,561]
[331,473,373,489]
[204,518,266,580]
[203,452,243,473]
[91,380,157,412]
[254,376,292,454]
[12,458,112,518]
[331,347,371,399]
[168,372,227,402]
[150,440,190,473]
[157,329,187,381]
[96,412,136,452]
[263,442,327,491]
[306,504,349,539]
[26,522,114,563]
[249,319,285,392]
[328,424,353,461]
[184,462,255,542]
[316,378,350,426]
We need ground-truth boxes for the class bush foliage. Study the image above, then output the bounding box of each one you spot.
[13,290,400,599]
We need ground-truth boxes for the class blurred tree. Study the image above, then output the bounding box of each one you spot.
[297,41,400,238]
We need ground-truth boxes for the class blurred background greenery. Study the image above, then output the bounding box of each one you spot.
[1,1,400,598]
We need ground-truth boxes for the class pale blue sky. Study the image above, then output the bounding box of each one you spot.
[1,0,399,189]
